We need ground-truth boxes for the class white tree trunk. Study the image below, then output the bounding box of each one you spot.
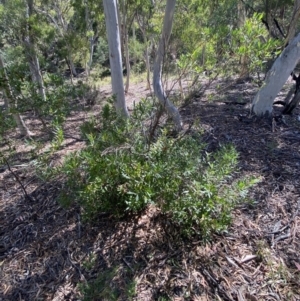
[251,32,300,116]
[103,0,129,117]
[153,0,182,131]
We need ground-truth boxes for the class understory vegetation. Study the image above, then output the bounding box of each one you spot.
[57,100,257,238]
[1,0,300,300]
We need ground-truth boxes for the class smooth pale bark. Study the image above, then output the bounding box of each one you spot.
[25,0,47,103]
[103,0,129,117]
[285,0,300,44]
[120,0,131,93]
[0,55,31,136]
[153,0,182,131]
[251,32,300,116]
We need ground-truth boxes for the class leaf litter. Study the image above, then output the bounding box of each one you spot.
[0,77,300,300]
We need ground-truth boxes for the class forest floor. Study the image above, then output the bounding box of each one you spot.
[0,75,300,301]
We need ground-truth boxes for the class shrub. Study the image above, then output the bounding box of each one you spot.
[59,100,257,237]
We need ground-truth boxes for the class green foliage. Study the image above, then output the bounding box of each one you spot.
[231,13,281,76]
[51,125,64,151]
[59,101,257,238]
[128,38,146,73]
[79,267,119,301]
[93,37,109,66]
[176,13,281,80]
[0,110,15,142]
[78,266,136,301]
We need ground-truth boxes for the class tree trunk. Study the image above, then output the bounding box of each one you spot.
[103,0,129,117]
[237,1,246,28]
[87,38,95,77]
[124,28,131,94]
[120,0,130,94]
[145,41,152,91]
[55,2,77,77]
[153,0,182,131]
[68,52,78,77]
[25,0,47,103]
[285,0,300,44]
[85,3,94,77]
[237,0,249,78]
[0,55,31,136]
[136,16,151,91]
[251,33,300,116]
[282,88,300,114]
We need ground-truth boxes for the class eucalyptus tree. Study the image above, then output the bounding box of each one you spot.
[285,0,300,44]
[103,0,129,117]
[118,0,134,93]
[0,0,45,99]
[36,0,79,76]
[24,0,47,103]
[249,0,300,116]
[0,0,46,135]
[135,0,156,91]
[70,0,105,77]
[153,0,182,131]
[251,32,300,116]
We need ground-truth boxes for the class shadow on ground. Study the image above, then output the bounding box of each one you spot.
[0,77,300,301]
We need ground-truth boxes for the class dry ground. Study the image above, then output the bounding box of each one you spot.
[0,76,300,301]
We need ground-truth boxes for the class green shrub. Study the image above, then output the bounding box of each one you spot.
[59,100,257,237]
[78,266,136,301]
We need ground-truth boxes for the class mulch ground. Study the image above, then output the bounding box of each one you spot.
[0,77,300,301]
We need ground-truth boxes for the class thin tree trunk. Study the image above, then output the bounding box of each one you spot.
[282,88,300,114]
[237,1,249,78]
[25,0,47,103]
[120,0,130,93]
[68,52,77,77]
[136,16,151,91]
[132,20,136,67]
[103,0,129,117]
[56,2,77,77]
[85,2,95,78]
[153,0,182,131]
[87,38,95,77]
[285,0,300,44]
[124,29,130,93]
[145,42,152,91]
[251,32,300,116]
[36,4,77,77]
[0,55,31,136]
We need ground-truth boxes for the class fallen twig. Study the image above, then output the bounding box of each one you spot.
[3,158,34,202]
